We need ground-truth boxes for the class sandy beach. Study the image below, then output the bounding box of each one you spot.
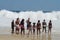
[0,27,60,40]
[0,32,60,40]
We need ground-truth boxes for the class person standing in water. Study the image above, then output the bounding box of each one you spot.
[28,22,32,35]
[11,20,14,34]
[42,19,47,33]
[48,20,52,33]
[15,18,20,34]
[33,23,36,35]
[20,19,25,35]
[26,18,30,30]
[37,20,41,35]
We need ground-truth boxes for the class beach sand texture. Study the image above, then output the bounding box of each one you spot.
[0,33,60,40]
[0,27,60,40]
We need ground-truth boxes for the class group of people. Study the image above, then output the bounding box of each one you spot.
[11,18,52,35]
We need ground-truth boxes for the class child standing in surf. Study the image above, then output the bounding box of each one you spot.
[33,23,36,35]
[27,22,32,35]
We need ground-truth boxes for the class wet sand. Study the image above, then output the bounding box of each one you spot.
[0,27,60,40]
[0,32,60,40]
[0,33,48,40]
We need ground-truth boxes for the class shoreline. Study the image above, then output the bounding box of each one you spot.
[0,27,60,40]
[0,32,60,40]
[0,27,60,34]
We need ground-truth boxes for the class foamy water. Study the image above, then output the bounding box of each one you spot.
[0,9,60,33]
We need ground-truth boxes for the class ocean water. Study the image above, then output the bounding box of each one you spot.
[0,9,60,33]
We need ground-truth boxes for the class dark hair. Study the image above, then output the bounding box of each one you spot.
[17,18,19,20]
[20,19,24,25]
[29,22,31,24]
[21,19,24,22]
[33,23,36,24]
[50,20,51,22]
[38,20,40,22]
[12,20,14,21]
[43,19,45,21]
[22,19,24,21]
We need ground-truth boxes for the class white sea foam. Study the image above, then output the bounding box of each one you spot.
[0,9,60,32]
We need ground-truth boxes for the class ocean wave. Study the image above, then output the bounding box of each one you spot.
[0,9,60,32]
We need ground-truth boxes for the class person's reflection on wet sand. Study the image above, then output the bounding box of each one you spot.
[42,33,46,40]
[32,35,35,40]
[37,34,41,40]
[48,33,51,40]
